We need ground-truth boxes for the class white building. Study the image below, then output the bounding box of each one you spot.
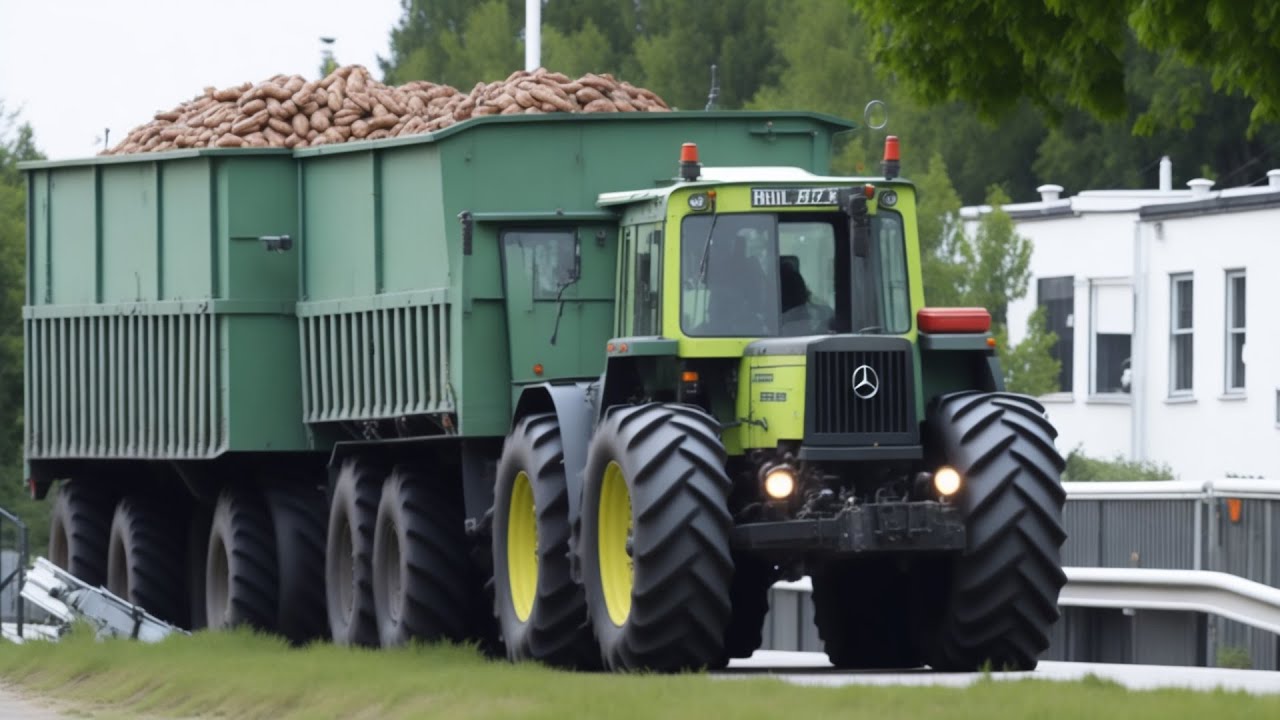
[961,163,1280,480]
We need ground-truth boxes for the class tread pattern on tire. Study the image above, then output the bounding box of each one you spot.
[108,497,188,627]
[266,485,329,644]
[926,391,1068,671]
[207,487,278,632]
[492,413,599,668]
[580,402,734,672]
[49,480,113,588]
[326,457,382,647]
[374,466,473,647]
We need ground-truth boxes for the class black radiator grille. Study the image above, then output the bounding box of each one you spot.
[809,348,913,439]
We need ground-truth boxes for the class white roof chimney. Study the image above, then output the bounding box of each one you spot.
[1159,156,1172,191]
[1268,169,1280,189]
[1187,178,1214,199]
[1037,183,1064,202]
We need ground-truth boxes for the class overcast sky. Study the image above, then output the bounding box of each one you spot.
[0,0,404,159]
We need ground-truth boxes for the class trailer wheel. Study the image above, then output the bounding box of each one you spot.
[578,403,734,672]
[206,487,278,632]
[811,559,921,669]
[371,466,472,647]
[924,391,1068,671]
[48,479,112,587]
[106,497,187,626]
[266,485,329,644]
[491,413,599,668]
[326,457,382,647]
[186,502,214,630]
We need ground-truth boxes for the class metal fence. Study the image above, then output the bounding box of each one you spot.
[761,478,1280,669]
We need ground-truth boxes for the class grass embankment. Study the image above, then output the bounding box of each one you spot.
[1,629,1276,720]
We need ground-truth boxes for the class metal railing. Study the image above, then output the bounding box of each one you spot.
[0,506,29,639]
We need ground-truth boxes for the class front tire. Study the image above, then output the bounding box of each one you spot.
[578,403,734,672]
[924,391,1067,671]
[491,413,598,668]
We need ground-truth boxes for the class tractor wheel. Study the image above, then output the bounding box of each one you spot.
[924,391,1067,671]
[326,457,382,647]
[811,559,921,669]
[48,479,112,587]
[372,466,472,647]
[721,552,776,661]
[578,403,734,672]
[266,485,329,644]
[491,413,598,668]
[205,486,278,632]
[106,497,187,626]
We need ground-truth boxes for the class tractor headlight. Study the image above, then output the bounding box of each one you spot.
[933,466,962,497]
[762,465,797,500]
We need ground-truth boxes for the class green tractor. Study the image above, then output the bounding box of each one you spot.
[491,138,1067,672]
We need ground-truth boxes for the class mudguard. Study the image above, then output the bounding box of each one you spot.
[512,382,599,525]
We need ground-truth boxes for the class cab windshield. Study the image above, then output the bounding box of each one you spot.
[679,211,909,337]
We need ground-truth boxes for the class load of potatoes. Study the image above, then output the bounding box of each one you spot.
[103,65,671,155]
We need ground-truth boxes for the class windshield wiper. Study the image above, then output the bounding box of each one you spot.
[695,213,720,287]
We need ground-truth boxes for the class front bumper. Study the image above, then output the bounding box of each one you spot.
[730,501,965,554]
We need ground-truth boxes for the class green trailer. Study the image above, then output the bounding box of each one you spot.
[21,111,1067,671]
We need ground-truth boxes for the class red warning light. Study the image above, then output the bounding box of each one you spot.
[680,143,699,163]
[883,136,900,162]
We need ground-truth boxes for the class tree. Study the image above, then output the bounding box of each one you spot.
[850,0,1280,133]
[319,37,339,78]
[0,102,49,545]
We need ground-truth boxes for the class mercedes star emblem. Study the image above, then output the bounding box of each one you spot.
[851,365,880,399]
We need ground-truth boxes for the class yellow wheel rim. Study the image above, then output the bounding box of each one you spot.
[507,471,538,623]
[598,461,634,626]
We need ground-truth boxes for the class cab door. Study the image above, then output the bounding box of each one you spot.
[500,224,616,385]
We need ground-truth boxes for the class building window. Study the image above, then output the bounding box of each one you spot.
[1169,273,1194,395]
[1090,281,1132,395]
[1225,270,1245,393]
[1038,277,1074,393]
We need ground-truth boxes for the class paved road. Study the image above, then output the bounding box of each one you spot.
[0,684,70,720]
[726,650,1280,694]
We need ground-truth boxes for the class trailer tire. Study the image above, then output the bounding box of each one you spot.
[811,559,920,669]
[492,413,599,668]
[106,497,188,626]
[267,485,329,644]
[924,391,1067,671]
[372,466,472,647]
[206,487,278,632]
[48,479,112,587]
[579,403,734,672]
[187,502,214,630]
[326,457,382,647]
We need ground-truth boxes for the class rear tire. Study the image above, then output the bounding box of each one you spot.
[372,466,472,647]
[48,479,112,587]
[811,559,920,669]
[107,497,187,626]
[924,391,1067,671]
[491,413,598,668]
[326,457,382,647]
[266,485,329,644]
[205,486,278,631]
[578,403,734,672]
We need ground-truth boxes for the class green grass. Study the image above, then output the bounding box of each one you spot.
[1,629,1276,719]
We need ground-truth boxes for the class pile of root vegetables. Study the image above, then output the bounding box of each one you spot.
[104,65,671,155]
